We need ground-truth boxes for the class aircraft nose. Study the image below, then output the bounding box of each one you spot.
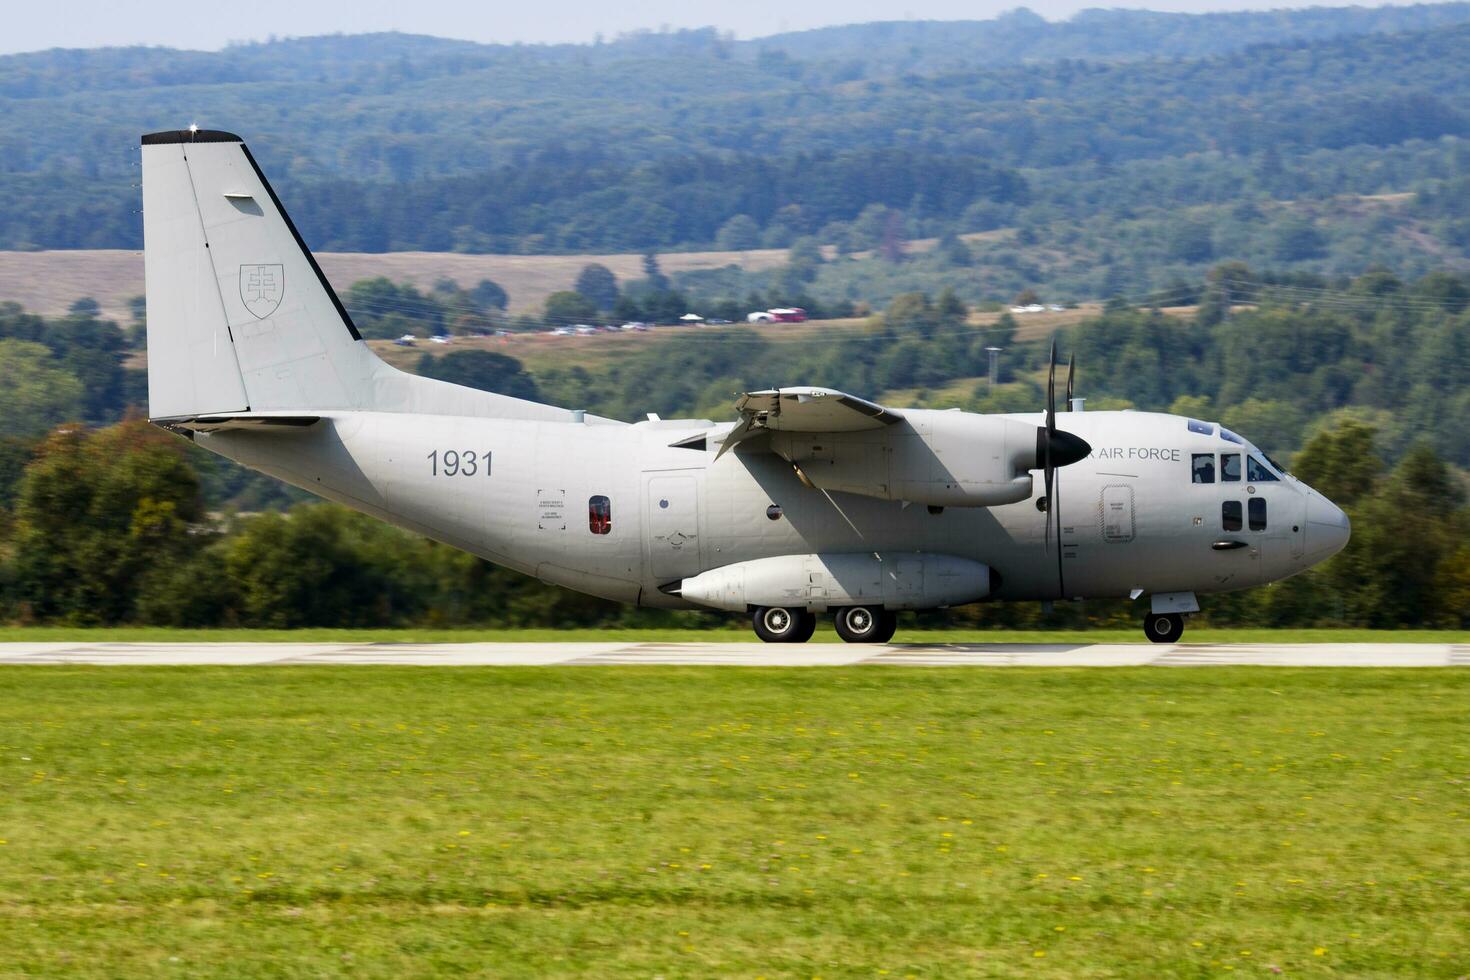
[1303,491,1350,564]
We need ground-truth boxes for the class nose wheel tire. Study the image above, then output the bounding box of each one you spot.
[1144,612,1184,644]
[752,606,817,643]
[833,606,898,644]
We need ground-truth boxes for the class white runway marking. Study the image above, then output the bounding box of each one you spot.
[0,642,1460,666]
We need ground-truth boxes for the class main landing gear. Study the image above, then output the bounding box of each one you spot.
[1144,612,1184,643]
[750,605,896,644]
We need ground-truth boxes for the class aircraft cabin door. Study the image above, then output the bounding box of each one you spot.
[645,474,703,582]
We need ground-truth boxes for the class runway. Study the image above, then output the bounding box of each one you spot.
[0,641,1464,666]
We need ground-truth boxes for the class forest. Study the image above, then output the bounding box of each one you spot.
[3,6,1470,303]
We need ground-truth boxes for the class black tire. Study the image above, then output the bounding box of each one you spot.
[1144,612,1184,644]
[752,606,813,643]
[834,606,892,643]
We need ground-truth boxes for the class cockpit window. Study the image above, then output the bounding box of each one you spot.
[1220,453,1241,482]
[1220,428,1244,445]
[1247,455,1279,482]
[1264,453,1289,477]
[1187,419,1214,436]
[1191,453,1216,483]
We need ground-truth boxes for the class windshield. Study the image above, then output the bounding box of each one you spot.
[1247,455,1280,482]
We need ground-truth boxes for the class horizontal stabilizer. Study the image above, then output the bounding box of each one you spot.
[159,415,320,433]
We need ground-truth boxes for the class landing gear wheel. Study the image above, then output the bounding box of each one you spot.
[834,606,897,644]
[752,606,816,643]
[1144,612,1184,644]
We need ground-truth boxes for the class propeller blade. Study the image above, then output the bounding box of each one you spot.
[1043,463,1054,552]
[1046,340,1057,435]
[1065,353,1075,411]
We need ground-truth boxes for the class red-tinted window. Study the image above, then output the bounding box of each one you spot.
[589,495,612,534]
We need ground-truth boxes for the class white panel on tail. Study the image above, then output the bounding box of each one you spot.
[141,136,250,418]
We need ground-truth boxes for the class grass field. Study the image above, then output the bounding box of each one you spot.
[0,666,1465,976]
[0,627,1465,644]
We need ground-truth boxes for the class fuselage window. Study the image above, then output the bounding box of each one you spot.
[1191,453,1216,483]
[589,495,612,534]
[1248,497,1267,531]
[1247,455,1280,482]
[1221,453,1242,482]
[1222,500,1243,532]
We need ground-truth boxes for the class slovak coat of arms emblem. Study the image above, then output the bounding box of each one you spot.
[239,263,284,318]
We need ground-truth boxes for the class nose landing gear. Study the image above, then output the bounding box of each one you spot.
[1144,612,1184,643]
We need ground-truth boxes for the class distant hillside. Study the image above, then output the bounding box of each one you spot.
[4,5,1470,299]
[751,4,1470,69]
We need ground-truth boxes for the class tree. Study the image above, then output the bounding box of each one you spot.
[935,288,968,328]
[544,291,598,326]
[416,350,539,401]
[471,279,509,310]
[1165,219,1214,264]
[574,263,620,312]
[1270,218,1327,262]
[936,231,974,267]
[642,252,669,291]
[1290,420,1382,506]
[0,339,84,437]
[885,293,940,338]
[221,505,428,628]
[716,214,761,251]
[8,421,204,623]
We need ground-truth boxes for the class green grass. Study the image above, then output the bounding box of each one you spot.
[0,626,1465,644]
[0,667,1465,977]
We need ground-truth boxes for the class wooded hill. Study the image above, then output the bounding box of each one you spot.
[3,3,1470,300]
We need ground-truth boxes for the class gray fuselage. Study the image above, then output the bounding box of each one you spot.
[198,407,1349,610]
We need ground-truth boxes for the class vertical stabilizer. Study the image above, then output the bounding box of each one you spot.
[141,129,600,424]
[142,129,365,418]
[141,131,253,418]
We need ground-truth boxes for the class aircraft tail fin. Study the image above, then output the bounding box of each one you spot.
[141,129,578,423]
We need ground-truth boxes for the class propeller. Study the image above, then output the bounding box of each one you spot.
[1037,340,1091,553]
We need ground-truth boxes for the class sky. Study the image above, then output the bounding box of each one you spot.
[4,0,1429,54]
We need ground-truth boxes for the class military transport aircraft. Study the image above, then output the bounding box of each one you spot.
[140,129,1351,643]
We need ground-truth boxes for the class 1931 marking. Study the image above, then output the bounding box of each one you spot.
[428,449,491,477]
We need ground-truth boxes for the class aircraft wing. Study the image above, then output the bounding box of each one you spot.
[717,387,902,457]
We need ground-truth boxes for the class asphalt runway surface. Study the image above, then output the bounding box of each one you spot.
[0,642,1465,666]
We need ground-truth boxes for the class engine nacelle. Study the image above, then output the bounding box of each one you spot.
[676,552,996,612]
